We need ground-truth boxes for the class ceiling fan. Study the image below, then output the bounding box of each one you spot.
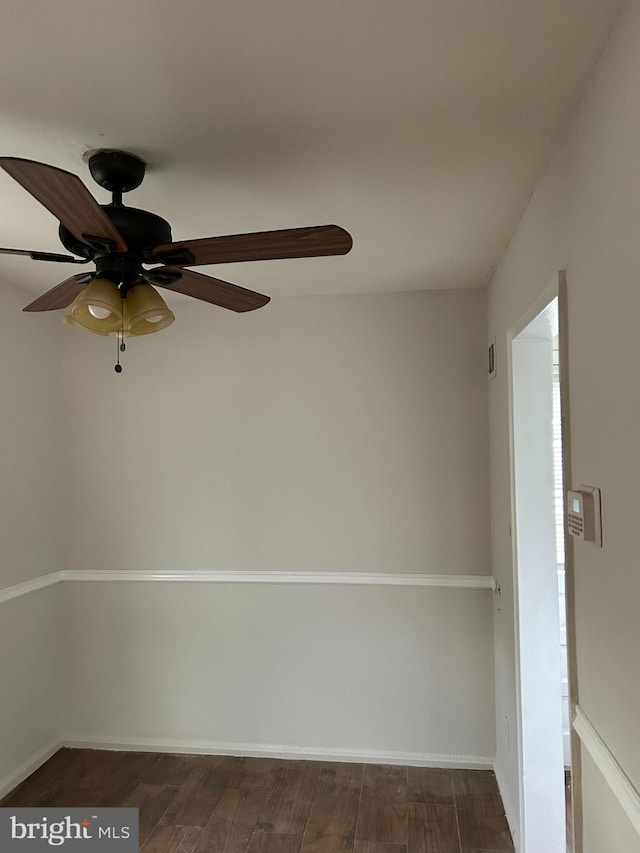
[0,150,353,341]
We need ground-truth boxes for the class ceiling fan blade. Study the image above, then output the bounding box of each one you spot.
[143,267,270,312]
[150,224,352,267]
[0,158,128,252]
[23,272,93,312]
[0,246,87,263]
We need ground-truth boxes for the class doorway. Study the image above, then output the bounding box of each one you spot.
[509,283,573,852]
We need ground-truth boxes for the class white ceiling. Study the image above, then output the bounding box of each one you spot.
[0,0,624,300]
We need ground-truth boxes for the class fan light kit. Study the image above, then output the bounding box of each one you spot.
[0,150,353,372]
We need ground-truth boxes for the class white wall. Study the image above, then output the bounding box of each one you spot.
[0,281,63,792]
[0,585,61,794]
[57,288,495,762]
[488,0,640,845]
[581,751,639,853]
[0,283,64,586]
[62,581,494,761]
[61,289,490,576]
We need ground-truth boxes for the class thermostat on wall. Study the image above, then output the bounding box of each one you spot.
[567,486,602,546]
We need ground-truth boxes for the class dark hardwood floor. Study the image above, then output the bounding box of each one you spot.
[1,749,515,852]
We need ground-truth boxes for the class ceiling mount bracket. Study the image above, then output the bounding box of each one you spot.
[88,150,146,196]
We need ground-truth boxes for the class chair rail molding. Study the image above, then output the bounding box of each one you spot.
[0,572,60,605]
[60,569,496,588]
[0,569,496,603]
[573,705,640,835]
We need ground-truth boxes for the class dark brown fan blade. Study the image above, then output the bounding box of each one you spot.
[0,246,87,263]
[0,158,128,252]
[150,224,352,266]
[143,267,270,312]
[23,272,93,312]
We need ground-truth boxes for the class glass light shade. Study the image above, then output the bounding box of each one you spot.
[66,278,123,334]
[125,284,175,335]
[63,312,109,335]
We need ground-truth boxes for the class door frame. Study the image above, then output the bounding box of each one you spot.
[506,270,580,852]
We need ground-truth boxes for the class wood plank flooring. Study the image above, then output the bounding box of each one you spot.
[1,750,514,852]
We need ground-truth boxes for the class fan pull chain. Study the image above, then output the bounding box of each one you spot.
[114,326,125,373]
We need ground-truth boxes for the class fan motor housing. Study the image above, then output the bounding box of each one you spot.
[59,205,172,260]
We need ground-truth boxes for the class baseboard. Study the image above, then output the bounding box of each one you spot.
[0,741,62,800]
[494,759,520,852]
[62,734,494,770]
[0,734,494,800]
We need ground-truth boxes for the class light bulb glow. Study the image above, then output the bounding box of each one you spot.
[88,304,112,320]
[146,314,164,323]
